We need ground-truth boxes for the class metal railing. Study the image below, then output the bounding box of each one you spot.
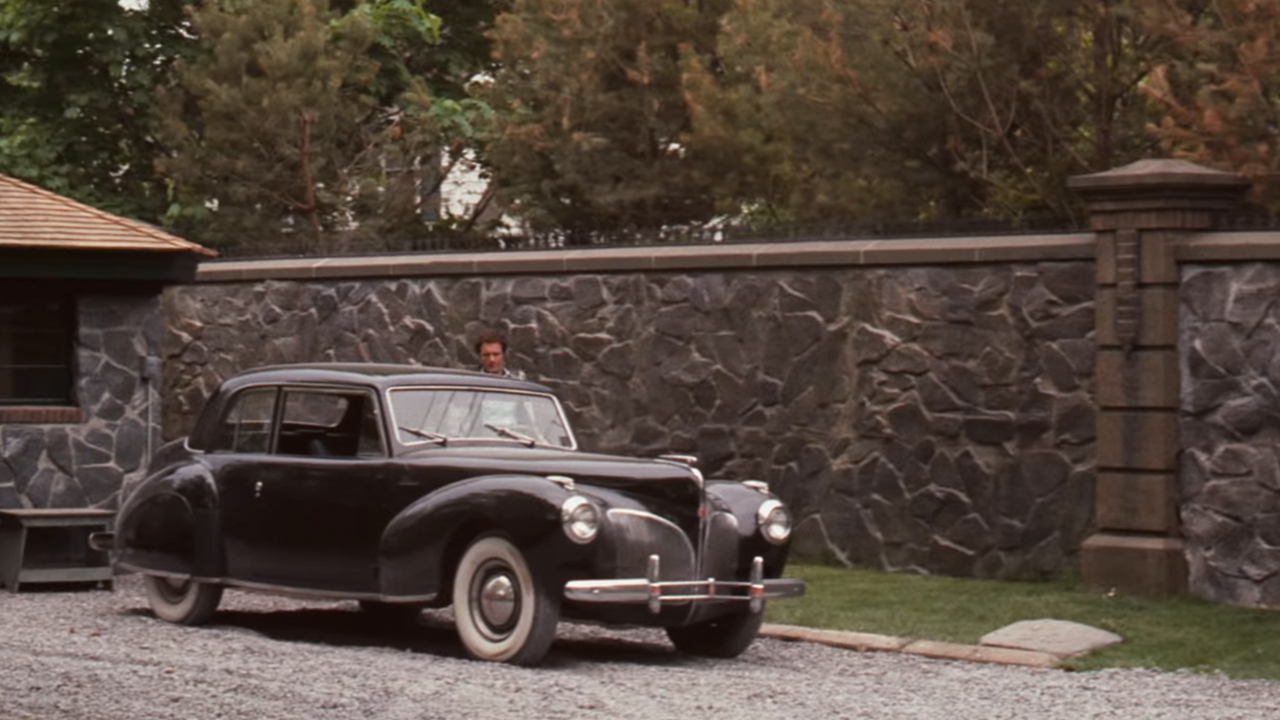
[206,214,1087,261]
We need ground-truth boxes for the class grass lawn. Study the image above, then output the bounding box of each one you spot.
[765,564,1280,681]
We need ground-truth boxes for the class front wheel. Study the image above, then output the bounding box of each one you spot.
[666,607,765,658]
[142,575,223,625]
[452,535,559,665]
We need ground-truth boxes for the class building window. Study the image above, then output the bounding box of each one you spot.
[0,295,75,406]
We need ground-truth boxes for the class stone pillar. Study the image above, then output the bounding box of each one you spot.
[1068,159,1248,595]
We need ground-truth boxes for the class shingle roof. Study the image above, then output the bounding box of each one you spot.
[0,173,216,256]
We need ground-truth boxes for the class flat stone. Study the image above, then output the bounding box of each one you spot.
[979,618,1123,658]
[760,624,909,653]
[902,639,1060,668]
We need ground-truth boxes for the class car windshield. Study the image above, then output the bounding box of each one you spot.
[387,387,575,449]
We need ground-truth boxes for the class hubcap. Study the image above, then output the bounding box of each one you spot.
[478,571,518,631]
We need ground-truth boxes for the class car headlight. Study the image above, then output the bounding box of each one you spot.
[561,495,600,544]
[757,499,792,545]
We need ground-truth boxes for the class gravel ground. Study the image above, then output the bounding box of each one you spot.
[3,575,1280,720]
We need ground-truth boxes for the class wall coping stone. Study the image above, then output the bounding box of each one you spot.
[194,233,1097,282]
[1177,231,1280,262]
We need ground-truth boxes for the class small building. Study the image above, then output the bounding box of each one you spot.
[0,173,214,511]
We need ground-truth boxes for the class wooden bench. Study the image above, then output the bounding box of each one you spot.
[0,509,115,592]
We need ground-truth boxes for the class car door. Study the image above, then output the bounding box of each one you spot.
[218,385,394,594]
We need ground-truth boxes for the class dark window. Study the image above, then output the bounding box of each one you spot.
[0,295,75,406]
[277,390,385,458]
[211,388,278,453]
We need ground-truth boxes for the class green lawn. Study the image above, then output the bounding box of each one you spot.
[765,564,1280,680]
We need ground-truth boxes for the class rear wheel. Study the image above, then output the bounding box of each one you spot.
[142,575,223,625]
[666,608,764,658]
[453,535,559,665]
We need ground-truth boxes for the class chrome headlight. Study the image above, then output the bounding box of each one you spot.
[757,499,792,545]
[561,495,600,544]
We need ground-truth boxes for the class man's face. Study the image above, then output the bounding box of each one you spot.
[479,342,505,374]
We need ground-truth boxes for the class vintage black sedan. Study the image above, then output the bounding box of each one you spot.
[97,364,804,665]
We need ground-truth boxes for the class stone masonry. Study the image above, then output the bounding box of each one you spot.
[1181,262,1280,607]
[163,256,1097,581]
[0,294,163,510]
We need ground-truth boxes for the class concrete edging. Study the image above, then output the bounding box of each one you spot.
[759,624,1062,669]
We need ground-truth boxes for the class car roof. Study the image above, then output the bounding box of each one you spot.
[219,363,553,394]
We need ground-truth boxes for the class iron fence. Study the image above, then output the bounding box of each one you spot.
[205,214,1091,261]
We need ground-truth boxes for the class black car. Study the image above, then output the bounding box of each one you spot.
[97,363,804,665]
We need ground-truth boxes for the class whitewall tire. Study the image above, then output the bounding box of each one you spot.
[452,535,558,665]
[142,575,223,625]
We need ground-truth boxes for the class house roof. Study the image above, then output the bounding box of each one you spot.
[0,172,216,256]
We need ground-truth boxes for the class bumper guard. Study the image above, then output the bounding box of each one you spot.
[563,555,806,614]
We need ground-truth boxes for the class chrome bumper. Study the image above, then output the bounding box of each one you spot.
[563,555,806,614]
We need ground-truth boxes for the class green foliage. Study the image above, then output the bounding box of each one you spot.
[484,0,731,234]
[769,565,1280,680]
[346,0,442,101]
[155,0,493,250]
[5,0,1280,238]
[0,0,193,220]
[682,0,1170,225]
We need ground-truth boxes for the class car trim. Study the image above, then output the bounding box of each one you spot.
[564,555,806,613]
[116,563,438,604]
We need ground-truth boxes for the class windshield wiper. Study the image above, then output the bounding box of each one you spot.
[484,423,537,447]
[398,425,448,445]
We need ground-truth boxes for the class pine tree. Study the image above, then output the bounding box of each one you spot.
[484,0,731,236]
[155,0,489,250]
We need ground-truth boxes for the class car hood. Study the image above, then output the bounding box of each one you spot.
[396,444,701,508]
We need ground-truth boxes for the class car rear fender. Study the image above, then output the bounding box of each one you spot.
[378,474,574,599]
[115,461,222,578]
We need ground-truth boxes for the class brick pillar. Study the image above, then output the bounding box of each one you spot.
[1068,159,1248,595]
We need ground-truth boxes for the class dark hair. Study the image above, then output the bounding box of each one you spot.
[475,329,507,353]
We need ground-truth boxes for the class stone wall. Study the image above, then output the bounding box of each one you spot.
[162,246,1098,580]
[1180,261,1280,606]
[0,294,163,510]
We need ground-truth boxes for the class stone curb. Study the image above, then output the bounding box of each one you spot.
[759,624,1062,669]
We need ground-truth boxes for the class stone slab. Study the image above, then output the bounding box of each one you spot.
[760,623,909,653]
[979,619,1123,658]
[900,639,1061,668]
[759,624,1062,668]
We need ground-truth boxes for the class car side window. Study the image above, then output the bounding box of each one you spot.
[213,388,278,454]
[277,390,385,459]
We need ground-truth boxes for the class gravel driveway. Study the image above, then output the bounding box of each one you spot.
[2,576,1279,720]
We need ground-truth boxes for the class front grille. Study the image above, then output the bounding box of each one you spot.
[606,509,696,581]
[701,510,741,581]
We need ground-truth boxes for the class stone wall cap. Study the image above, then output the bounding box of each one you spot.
[193,233,1095,282]
[1069,159,1249,189]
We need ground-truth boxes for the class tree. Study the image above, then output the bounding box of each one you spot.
[0,0,193,221]
[1143,0,1280,207]
[484,0,732,235]
[155,0,491,250]
[681,0,1175,224]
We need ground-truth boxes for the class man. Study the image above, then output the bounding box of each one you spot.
[476,329,525,379]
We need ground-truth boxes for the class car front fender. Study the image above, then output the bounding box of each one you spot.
[378,474,577,600]
[705,480,794,577]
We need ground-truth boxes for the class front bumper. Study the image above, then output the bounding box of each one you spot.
[563,555,805,614]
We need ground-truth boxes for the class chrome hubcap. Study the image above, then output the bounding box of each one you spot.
[478,572,518,630]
